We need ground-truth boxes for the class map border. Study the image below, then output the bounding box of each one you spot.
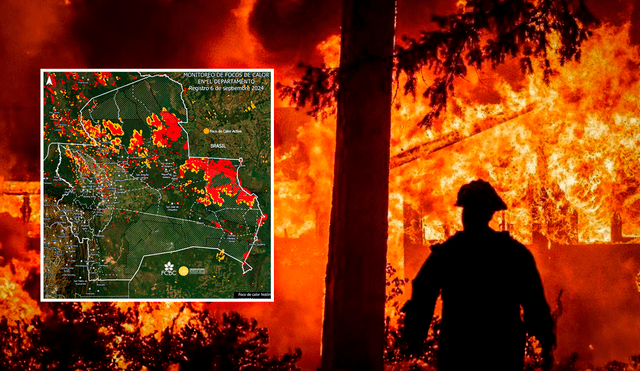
[40,68,275,302]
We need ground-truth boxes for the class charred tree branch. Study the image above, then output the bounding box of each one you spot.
[390,104,537,169]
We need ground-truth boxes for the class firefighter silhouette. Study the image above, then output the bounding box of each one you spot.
[402,179,555,371]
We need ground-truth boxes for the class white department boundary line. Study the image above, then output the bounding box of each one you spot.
[78,76,153,145]
[77,74,191,157]
[136,72,195,156]
[48,73,258,166]
[64,73,250,165]
[44,142,98,161]
[112,207,224,229]
[121,245,252,298]
[137,73,188,121]
[109,206,258,275]
[189,156,240,161]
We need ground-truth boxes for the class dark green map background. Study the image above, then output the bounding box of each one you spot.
[42,71,272,300]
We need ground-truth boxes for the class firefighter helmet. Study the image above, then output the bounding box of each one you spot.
[455,179,507,211]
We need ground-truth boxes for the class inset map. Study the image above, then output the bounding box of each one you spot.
[41,70,273,301]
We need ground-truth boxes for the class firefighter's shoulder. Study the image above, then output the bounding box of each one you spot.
[497,230,533,255]
[428,232,465,257]
[429,242,443,253]
[497,230,522,244]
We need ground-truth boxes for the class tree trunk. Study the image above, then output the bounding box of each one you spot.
[320,0,395,370]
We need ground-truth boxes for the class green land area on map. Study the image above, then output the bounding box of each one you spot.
[42,71,272,300]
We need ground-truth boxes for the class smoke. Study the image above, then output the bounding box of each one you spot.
[68,0,240,68]
[0,0,72,105]
[632,0,640,45]
[0,0,242,179]
[248,0,341,64]
[246,0,458,66]
[0,212,27,263]
[396,0,457,37]
[585,0,630,25]
[0,0,75,179]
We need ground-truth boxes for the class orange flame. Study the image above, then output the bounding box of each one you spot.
[389,24,640,252]
[0,250,41,322]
